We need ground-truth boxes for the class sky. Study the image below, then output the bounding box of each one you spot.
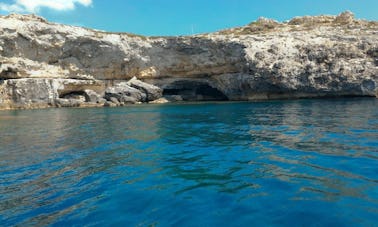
[0,0,377,36]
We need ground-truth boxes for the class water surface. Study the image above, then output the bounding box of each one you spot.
[0,98,377,226]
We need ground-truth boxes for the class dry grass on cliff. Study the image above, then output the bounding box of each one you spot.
[216,18,282,36]
[216,11,377,36]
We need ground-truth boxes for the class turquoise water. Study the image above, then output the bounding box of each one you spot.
[0,98,377,226]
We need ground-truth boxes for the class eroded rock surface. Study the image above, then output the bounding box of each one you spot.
[104,82,145,104]
[0,11,377,109]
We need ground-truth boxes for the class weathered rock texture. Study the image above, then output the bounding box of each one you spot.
[0,11,377,109]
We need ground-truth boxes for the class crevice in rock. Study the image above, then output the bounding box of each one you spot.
[162,80,228,101]
[0,66,19,79]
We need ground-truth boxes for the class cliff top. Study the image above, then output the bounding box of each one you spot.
[1,11,377,39]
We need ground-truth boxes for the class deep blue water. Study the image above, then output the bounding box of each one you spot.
[0,98,377,226]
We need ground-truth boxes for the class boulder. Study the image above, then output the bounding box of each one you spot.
[55,98,82,108]
[109,97,120,105]
[149,97,169,104]
[104,82,146,103]
[334,11,354,24]
[83,89,103,103]
[127,77,163,101]
[103,101,117,107]
[119,96,138,104]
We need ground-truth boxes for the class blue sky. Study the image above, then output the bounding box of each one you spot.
[0,0,377,36]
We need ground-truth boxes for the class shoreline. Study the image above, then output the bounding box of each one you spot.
[0,96,376,112]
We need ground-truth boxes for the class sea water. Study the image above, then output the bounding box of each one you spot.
[0,98,377,226]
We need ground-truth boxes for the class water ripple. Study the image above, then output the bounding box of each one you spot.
[0,98,377,226]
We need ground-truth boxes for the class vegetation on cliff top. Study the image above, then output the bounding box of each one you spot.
[215,11,378,36]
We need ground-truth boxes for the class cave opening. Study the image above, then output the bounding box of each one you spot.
[162,80,228,101]
[59,91,87,101]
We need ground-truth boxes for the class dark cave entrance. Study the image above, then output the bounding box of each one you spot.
[59,91,87,101]
[162,80,228,101]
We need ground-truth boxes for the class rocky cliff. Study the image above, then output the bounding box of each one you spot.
[0,11,377,109]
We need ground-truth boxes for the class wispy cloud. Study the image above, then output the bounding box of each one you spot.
[0,0,92,13]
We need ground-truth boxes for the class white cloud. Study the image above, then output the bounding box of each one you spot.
[0,0,92,13]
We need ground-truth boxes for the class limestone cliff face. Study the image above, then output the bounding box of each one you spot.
[0,11,377,109]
